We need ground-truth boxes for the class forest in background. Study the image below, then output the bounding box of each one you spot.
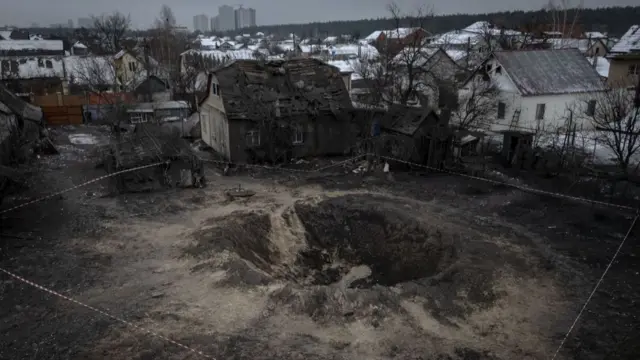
[230,6,640,39]
[17,6,640,40]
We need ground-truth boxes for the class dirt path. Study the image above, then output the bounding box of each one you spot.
[1,126,637,360]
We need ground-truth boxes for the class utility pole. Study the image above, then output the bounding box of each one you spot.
[144,39,152,103]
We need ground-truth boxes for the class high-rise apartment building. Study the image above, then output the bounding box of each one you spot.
[217,5,235,31]
[77,17,92,28]
[210,16,220,32]
[193,14,209,32]
[234,6,256,30]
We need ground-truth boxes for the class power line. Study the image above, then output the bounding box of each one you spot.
[550,212,639,360]
[0,267,215,359]
[375,154,636,212]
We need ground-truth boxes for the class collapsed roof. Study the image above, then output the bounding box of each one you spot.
[213,58,353,120]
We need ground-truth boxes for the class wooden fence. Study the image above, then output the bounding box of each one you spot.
[41,106,83,126]
[32,93,135,126]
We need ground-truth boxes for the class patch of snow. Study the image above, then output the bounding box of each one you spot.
[587,56,610,78]
[69,134,98,145]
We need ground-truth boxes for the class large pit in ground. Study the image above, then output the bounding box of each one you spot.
[293,196,458,287]
[186,195,459,288]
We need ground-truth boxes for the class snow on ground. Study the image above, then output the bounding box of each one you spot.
[68,134,98,145]
[587,56,610,78]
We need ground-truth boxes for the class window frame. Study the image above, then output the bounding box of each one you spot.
[497,102,506,119]
[535,103,546,120]
[292,124,304,145]
[245,129,260,147]
[586,100,596,116]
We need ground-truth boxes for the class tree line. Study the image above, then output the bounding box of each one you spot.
[229,6,640,39]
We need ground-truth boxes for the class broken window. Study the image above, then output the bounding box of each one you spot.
[495,65,502,74]
[45,60,53,69]
[37,59,44,67]
[628,64,639,75]
[245,129,260,147]
[292,124,304,144]
[586,100,596,116]
[1,60,9,73]
[10,61,18,73]
[211,83,219,95]
[497,102,506,119]
[128,62,137,72]
[535,103,546,120]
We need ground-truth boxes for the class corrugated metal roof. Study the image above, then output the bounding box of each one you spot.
[494,49,606,96]
[609,25,640,54]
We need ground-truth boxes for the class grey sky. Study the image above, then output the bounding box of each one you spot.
[2,0,638,29]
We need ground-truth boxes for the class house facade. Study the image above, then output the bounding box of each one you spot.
[199,58,355,163]
[113,50,150,90]
[458,49,607,133]
[606,25,640,88]
[0,39,67,95]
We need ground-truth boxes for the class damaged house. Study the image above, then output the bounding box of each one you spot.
[377,105,452,168]
[0,83,44,201]
[199,58,355,163]
[0,39,67,96]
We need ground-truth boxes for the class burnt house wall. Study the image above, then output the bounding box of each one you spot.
[227,113,359,163]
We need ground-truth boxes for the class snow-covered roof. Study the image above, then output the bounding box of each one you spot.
[113,49,127,59]
[326,60,363,80]
[0,57,65,79]
[609,25,640,54]
[0,31,12,40]
[463,21,521,36]
[493,49,607,96]
[584,31,607,39]
[387,27,421,39]
[0,40,63,51]
[548,38,591,52]
[329,44,379,59]
[189,49,263,62]
[199,37,222,49]
[392,47,439,66]
[299,44,327,54]
[587,56,610,78]
[64,56,116,85]
[445,50,468,62]
[431,30,481,46]
[365,30,383,41]
[73,41,87,49]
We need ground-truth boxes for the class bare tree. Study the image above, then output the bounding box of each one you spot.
[89,12,131,54]
[452,75,500,130]
[154,5,177,30]
[584,85,640,174]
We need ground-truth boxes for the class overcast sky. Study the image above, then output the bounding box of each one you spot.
[2,0,637,29]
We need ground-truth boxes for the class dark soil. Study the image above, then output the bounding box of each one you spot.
[186,212,275,273]
[294,195,458,287]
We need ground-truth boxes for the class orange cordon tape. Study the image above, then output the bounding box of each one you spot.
[0,267,215,359]
[0,162,167,216]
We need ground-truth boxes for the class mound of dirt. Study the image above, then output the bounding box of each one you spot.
[186,211,275,273]
[293,195,458,287]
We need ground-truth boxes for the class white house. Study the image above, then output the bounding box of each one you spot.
[458,48,607,132]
